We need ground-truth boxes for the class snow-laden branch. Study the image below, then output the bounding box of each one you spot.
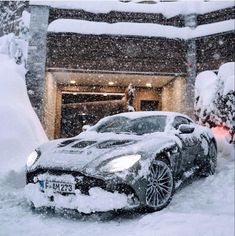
[195,62,235,142]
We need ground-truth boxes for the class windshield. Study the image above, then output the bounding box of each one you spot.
[96,115,167,135]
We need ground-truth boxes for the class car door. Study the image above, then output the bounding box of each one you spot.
[172,116,201,172]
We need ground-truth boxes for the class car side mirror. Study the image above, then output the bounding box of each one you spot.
[82,125,91,132]
[179,124,195,134]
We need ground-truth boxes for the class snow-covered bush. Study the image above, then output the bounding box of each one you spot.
[213,63,235,132]
[194,70,218,127]
[195,62,235,143]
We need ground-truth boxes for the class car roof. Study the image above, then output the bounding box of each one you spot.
[111,111,192,121]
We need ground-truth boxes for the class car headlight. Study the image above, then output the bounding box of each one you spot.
[26,150,40,168]
[100,154,141,173]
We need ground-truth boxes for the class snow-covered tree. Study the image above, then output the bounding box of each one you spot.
[126,83,135,112]
[194,70,218,127]
[0,1,30,65]
[213,63,235,136]
[0,1,27,36]
[195,62,235,142]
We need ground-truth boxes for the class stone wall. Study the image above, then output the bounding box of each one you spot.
[161,77,185,113]
[197,7,234,25]
[48,7,184,26]
[134,88,162,111]
[43,73,58,139]
[46,33,187,74]
[26,5,49,119]
[196,32,235,72]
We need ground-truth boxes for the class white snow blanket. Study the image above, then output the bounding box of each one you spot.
[25,184,132,214]
[218,62,235,96]
[48,19,234,40]
[0,53,47,173]
[0,152,234,236]
[31,1,234,18]
[45,0,234,39]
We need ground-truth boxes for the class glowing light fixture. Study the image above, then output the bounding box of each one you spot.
[146,83,152,87]
[70,80,76,84]
[103,93,108,96]
[100,154,141,173]
[108,81,114,86]
[26,150,40,168]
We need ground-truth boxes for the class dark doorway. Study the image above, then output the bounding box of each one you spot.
[141,100,159,111]
[61,92,125,138]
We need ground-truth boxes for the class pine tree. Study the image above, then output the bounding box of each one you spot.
[0,1,29,65]
[213,90,235,140]
[0,1,27,36]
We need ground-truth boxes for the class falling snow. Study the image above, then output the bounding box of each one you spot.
[0,1,234,236]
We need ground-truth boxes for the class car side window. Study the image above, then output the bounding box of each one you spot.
[173,116,191,129]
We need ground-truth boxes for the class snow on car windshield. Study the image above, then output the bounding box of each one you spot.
[95,115,167,135]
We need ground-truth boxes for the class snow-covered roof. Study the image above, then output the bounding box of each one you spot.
[48,19,235,39]
[30,1,234,19]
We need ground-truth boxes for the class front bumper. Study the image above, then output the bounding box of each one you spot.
[25,169,140,213]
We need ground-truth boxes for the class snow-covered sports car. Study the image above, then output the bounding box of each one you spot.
[25,112,217,213]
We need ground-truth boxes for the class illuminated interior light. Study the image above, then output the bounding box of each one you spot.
[70,80,76,84]
[108,81,114,86]
[146,83,152,87]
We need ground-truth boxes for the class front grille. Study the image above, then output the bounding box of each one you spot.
[27,168,106,195]
[27,168,138,198]
[75,174,106,195]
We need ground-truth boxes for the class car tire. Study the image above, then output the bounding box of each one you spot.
[144,157,175,212]
[198,141,217,177]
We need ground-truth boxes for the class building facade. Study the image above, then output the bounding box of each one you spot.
[26,2,235,139]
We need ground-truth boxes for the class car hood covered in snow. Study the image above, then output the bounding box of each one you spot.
[30,131,179,176]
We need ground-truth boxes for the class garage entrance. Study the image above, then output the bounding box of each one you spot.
[61,92,125,137]
[43,70,185,139]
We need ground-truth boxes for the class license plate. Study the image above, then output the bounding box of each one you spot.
[43,181,75,194]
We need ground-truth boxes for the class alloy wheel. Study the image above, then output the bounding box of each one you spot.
[208,142,217,175]
[146,160,174,209]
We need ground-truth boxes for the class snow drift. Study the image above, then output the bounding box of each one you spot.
[0,53,47,173]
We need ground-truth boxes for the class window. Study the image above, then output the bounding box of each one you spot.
[141,100,159,111]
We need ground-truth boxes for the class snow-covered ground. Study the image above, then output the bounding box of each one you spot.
[0,151,234,236]
[0,29,234,236]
